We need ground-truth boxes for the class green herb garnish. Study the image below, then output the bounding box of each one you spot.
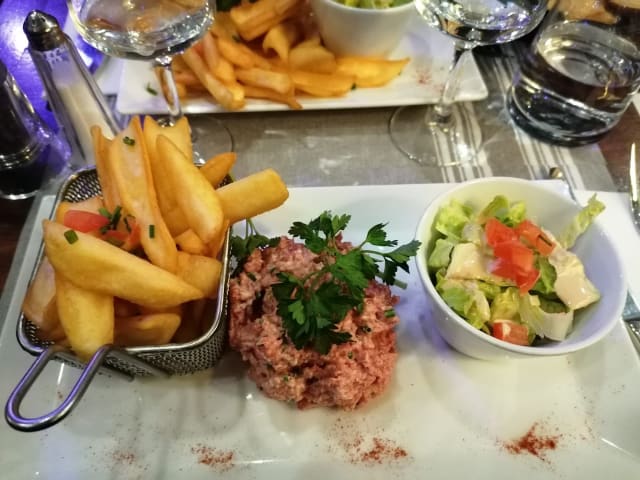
[123,136,135,146]
[149,224,155,238]
[145,83,158,95]
[384,309,396,318]
[232,211,420,354]
[64,229,79,244]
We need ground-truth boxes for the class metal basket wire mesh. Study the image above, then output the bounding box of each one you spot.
[16,168,230,377]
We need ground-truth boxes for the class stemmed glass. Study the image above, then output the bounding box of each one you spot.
[66,0,233,155]
[389,0,548,166]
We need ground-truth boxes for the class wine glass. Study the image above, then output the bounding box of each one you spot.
[389,0,548,166]
[66,0,233,156]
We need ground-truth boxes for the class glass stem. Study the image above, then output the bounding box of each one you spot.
[154,55,182,125]
[434,45,469,124]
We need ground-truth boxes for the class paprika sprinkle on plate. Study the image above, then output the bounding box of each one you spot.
[500,422,562,463]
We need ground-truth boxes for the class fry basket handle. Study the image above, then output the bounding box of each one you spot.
[5,344,127,432]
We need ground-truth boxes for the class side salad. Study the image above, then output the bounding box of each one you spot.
[427,195,605,346]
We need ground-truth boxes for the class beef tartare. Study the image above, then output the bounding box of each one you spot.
[229,236,400,410]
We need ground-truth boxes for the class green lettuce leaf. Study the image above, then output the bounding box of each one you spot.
[518,293,574,341]
[437,278,491,330]
[434,200,472,240]
[532,256,557,295]
[558,195,605,248]
[490,287,520,321]
[427,237,458,269]
[477,195,526,227]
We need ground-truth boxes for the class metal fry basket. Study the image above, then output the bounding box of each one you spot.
[5,168,231,431]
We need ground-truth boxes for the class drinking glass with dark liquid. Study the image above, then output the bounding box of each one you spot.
[508,0,640,146]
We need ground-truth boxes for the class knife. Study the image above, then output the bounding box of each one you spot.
[548,167,640,350]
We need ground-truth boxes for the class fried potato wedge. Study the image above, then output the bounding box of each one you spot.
[235,67,293,95]
[115,312,181,347]
[290,70,355,97]
[289,44,337,74]
[21,257,64,341]
[174,229,209,255]
[200,151,236,187]
[216,168,289,224]
[243,85,302,110]
[43,220,204,309]
[335,57,409,88]
[55,273,114,361]
[109,117,178,273]
[262,20,300,62]
[91,126,120,212]
[157,135,225,244]
[176,251,222,299]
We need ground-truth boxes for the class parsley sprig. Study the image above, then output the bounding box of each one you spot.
[231,211,420,354]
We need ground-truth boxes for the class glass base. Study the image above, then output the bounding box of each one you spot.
[389,104,482,167]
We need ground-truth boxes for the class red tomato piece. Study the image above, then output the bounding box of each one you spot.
[63,210,110,233]
[485,218,517,247]
[102,229,127,246]
[493,241,535,275]
[517,268,540,294]
[492,320,530,346]
[515,220,555,256]
[121,221,141,252]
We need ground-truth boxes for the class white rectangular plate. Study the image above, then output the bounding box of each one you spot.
[1,184,639,479]
[115,14,488,115]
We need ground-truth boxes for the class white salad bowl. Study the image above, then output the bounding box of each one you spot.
[415,177,626,360]
[309,0,415,57]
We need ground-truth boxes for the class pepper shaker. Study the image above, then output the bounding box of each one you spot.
[0,59,66,199]
[23,10,120,167]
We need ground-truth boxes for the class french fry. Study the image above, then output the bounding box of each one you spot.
[115,312,181,347]
[143,115,193,235]
[55,273,114,361]
[91,126,120,212]
[235,67,293,95]
[43,220,204,309]
[175,81,188,99]
[182,48,241,110]
[176,251,222,299]
[291,70,355,97]
[289,44,337,74]
[262,21,300,62]
[209,11,240,39]
[157,135,225,244]
[200,151,237,187]
[114,298,141,317]
[336,57,410,88]
[109,117,178,273]
[216,168,289,224]
[175,228,209,255]
[216,36,255,69]
[243,84,301,109]
[21,257,64,341]
[202,31,221,75]
[164,205,190,237]
[209,218,230,259]
[214,57,237,84]
[230,0,301,41]
[172,300,204,343]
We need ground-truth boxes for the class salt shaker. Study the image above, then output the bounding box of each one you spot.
[23,10,120,167]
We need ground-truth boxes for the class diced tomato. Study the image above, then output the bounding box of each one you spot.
[492,320,530,346]
[516,268,540,294]
[63,210,110,233]
[121,221,141,252]
[493,241,535,274]
[515,220,555,256]
[102,229,127,246]
[484,218,517,247]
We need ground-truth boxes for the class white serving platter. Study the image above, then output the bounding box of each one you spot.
[115,14,489,115]
[1,184,639,479]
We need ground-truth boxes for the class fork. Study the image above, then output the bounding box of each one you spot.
[548,166,640,352]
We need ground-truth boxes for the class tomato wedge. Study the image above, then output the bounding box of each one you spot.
[492,320,530,346]
[515,220,555,256]
[485,218,517,247]
[493,241,535,274]
[63,210,110,233]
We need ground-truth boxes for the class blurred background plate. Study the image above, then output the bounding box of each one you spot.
[115,14,489,115]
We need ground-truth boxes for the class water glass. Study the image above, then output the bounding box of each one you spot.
[508,0,640,146]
